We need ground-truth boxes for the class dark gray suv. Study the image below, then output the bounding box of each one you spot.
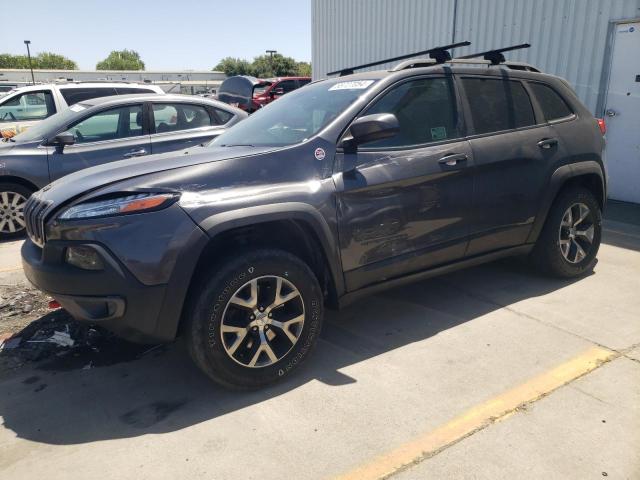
[21,51,606,389]
[0,94,246,238]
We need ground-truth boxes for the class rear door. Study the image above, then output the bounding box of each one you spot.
[458,75,563,256]
[335,75,474,292]
[48,103,151,181]
[149,102,227,154]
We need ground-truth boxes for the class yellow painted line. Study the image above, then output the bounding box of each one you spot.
[334,346,616,480]
[0,265,22,273]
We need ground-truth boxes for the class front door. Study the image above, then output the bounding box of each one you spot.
[48,104,151,181]
[335,76,473,292]
[604,20,640,203]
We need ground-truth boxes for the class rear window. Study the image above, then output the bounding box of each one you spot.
[461,78,535,135]
[529,82,573,121]
[60,87,117,106]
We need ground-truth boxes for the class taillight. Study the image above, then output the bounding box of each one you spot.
[597,118,606,135]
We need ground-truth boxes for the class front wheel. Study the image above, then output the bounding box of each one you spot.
[185,249,324,390]
[530,187,602,278]
[0,183,32,240]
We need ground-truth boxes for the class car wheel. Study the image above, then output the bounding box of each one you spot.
[531,187,602,278]
[185,249,324,389]
[0,183,32,240]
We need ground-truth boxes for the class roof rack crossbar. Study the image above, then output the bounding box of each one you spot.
[457,43,531,65]
[327,41,471,76]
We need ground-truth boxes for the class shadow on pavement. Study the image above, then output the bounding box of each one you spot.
[0,257,586,446]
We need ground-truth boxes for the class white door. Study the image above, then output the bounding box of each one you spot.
[604,21,640,204]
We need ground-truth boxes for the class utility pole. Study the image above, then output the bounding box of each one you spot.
[24,40,35,85]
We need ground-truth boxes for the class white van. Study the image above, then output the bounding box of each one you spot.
[0,82,164,137]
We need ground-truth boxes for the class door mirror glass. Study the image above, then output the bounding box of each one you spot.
[344,113,399,151]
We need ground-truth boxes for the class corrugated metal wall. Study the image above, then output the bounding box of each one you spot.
[312,0,640,113]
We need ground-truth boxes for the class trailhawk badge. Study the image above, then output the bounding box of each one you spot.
[314,147,326,161]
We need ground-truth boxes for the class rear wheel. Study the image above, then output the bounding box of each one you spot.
[531,187,601,278]
[185,249,324,389]
[0,183,32,240]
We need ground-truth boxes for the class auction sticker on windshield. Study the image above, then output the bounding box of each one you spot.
[329,80,375,91]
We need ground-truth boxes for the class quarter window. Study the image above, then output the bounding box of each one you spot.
[461,78,535,134]
[529,83,573,121]
[213,108,233,124]
[68,105,144,143]
[0,91,56,122]
[152,103,214,133]
[363,77,461,148]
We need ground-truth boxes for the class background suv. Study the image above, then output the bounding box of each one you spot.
[0,82,164,138]
[22,60,606,390]
[0,94,246,238]
[252,76,312,108]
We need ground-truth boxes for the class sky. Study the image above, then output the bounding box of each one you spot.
[0,0,311,71]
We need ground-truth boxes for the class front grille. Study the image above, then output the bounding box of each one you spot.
[24,196,51,247]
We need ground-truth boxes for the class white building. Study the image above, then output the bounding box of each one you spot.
[312,0,640,203]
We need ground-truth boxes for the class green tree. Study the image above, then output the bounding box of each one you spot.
[296,61,312,77]
[214,57,253,76]
[250,54,298,78]
[96,49,145,70]
[34,52,78,69]
[0,52,78,69]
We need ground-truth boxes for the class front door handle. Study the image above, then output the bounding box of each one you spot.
[438,153,468,166]
[123,149,147,158]
[605,109,617,117]
[537,138,558,149]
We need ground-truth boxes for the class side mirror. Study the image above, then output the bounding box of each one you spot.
[342,113,399,153]
[270,87,284,96]
[49,131,75,150]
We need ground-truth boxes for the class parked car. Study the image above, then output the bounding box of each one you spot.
[252,76,311,108]
[216,76,271,113]
[0,82,164,138]
[22,56,606,390]
[0,94,246,237]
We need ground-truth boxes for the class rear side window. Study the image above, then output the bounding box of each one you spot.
[114,87,157,95]
[213,108,233,124]
[529,83,573,121]
[461,78,535,134]
[364,77,461,148]
[152,103,214,133]
[60,87,118,106]
[0,90,56,122]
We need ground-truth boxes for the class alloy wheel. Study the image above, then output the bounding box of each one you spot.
[558,202,595,264]
[0,191,27,234]
[220,275,305,368]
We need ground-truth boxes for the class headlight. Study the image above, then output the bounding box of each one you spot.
[58,193,178,220]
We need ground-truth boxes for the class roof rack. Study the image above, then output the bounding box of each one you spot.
[457,43,531,65]
[327,41,471,76]
[391,57,540,72]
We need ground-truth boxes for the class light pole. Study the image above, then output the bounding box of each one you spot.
[24,40,35,85]
[266,50,277,75]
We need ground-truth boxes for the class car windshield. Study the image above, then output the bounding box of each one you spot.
[212,78,377,147]
[10,105,87,143]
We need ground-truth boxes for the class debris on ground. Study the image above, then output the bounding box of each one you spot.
[0,284,52,337]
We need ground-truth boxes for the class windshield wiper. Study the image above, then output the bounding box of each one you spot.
[221,144,255,147]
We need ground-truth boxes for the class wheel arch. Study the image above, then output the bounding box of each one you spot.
[0,175,39,193]
[527,161,605,243]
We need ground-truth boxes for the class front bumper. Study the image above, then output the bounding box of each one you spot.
[22,239,168,343]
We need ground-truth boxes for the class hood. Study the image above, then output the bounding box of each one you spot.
[38,145,278,206]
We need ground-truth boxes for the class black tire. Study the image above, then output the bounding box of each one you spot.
[0,182,33,240]
[530,186,602,278]
[185,249,324,390]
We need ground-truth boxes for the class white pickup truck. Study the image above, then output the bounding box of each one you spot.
[0,82,164,138]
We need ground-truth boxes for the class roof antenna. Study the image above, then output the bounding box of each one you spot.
[457,43,531,65]
[327,41,471,76]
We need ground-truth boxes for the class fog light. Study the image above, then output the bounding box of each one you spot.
[65,246,104,271]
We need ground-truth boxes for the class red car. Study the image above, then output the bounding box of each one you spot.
[252,76,311,108]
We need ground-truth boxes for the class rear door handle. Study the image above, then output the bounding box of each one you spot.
[123,149,147,158]
[438,153,468,166]
[537,138,558,149]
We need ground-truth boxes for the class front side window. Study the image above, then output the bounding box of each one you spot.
[529,82,573,121]
[461,78,535,135]
[68,105,143,144]
[363,77,461,148]
[152,103,213,133]
[60,87,118,106]
[0,91,56,122]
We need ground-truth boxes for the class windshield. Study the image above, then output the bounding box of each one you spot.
[10,105,87,143]
[212,78,377,147]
